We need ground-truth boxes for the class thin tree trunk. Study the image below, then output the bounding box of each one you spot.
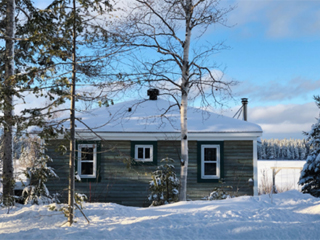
[68,0,76,226]
[3,0,15,205]
[179,0,192,201]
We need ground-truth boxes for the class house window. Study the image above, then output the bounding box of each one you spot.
[201,145,220,179]
[134,145,153,162]
[78,144,97,178]
[131,141,157,165]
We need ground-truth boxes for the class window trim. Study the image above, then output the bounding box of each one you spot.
[131,141,157,165]
[201,144,220,179]
[76,141,101,182]
[197,141,224,183]
[78,143,97,178]
[134,144,153,162]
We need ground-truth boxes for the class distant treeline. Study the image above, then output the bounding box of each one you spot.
[258,138,308,160]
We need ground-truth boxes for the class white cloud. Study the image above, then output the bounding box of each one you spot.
[227,0,320,38]
[220,101,318,139]
[249,102,318,139]
[232,77,320,102]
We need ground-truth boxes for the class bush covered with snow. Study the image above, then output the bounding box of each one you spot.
[21,143,59,205]
[149,157,180,206]
[203,181,233,200]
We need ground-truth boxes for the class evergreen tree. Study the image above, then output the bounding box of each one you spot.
[299,96,320,197]
[267,141,275,160]
[149,157,180,206]
[274,139,280,159]
[282,140,288,159]
[261,140,267,159]
[287,142,292,160]
[294,141,300,160]
[257,144,261,160]
[300,141,307,160]
[21,141,59,204]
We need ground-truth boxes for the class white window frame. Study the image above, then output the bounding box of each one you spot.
[201,144,220,179]
[134,145,153,162]
[78,144,97,178]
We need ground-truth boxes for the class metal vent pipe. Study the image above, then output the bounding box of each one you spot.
[241,98,248,121]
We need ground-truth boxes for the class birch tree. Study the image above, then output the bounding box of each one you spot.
[116,0,235,200]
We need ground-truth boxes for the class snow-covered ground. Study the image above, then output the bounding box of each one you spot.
[0,190,319,240]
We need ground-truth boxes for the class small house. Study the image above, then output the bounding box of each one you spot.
[46,91,262,206]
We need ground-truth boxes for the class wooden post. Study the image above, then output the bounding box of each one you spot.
[272,168,277,194]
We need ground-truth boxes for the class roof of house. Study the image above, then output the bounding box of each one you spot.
[75,98,262,135]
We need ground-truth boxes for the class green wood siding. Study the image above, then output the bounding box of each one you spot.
[46,139,254,206]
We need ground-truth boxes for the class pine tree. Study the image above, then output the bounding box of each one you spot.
[268,141,275,160]
[149,157,180,206]
[287,142,292,160]
[21,141,59,204]
[299,96,320,197]
[261,140,267,159]
[257,144,261,160]
[294,141,300,160]
[300,140,307,160]
[274,139,280,159]
[282,140,288,159]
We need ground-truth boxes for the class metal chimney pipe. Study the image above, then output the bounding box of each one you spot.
[241,98,248,121]
[147,89,159,100]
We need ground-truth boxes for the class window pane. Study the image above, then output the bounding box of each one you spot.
[81,162,93,175]
[204,148,216,161]
[138,148,144,158]
[81,147,93,160]
[204,163,216,175]
[145,148,150,159]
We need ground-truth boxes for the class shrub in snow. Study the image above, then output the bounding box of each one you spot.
[58,192,88,217]
[21,143,59,205]
[149,157,180,206]
[75,193,87,209]
[203,180,233,200]
[299,96,320,197]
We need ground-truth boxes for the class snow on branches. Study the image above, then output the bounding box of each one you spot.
[258,138,308,160]
[149,157,180,206]
[299,96,320,197]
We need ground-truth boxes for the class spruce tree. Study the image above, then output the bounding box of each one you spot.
[149,157,180,206]
[21,141,59,204]
[299,96,320,197]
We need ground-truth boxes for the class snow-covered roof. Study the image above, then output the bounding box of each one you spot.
[75,98,262,135]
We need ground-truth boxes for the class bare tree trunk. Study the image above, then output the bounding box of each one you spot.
[3,0,15,205]
[68,0,76,226]
[179,0,192,201]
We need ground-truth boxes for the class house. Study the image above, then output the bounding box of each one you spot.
[46,90,262,206]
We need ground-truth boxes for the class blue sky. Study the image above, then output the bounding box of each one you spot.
[199,0,320,139]
[30,0,319,140]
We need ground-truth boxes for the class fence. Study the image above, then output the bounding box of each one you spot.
[258,160,306,194]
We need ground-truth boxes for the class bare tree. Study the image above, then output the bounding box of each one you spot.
[115,0,235,200]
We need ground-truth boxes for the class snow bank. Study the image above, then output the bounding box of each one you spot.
[1,190,319,240]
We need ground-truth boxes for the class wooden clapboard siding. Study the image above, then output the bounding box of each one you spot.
[46,139,254,207]
[223,140,254,196]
